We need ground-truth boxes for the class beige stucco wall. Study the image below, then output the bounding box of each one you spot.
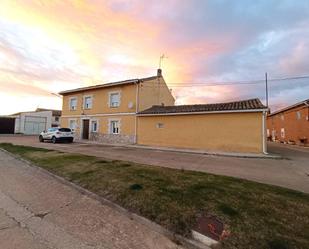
[138,77,175,112]
[62,84,137,117]
[137,112,264,153]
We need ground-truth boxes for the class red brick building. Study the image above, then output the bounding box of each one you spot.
[267,99,309,146]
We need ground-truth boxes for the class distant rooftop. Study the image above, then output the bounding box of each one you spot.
[138,98,267,115]
[268,99,309,117]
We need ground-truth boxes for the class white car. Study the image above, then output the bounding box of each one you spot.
[39,128,74,144]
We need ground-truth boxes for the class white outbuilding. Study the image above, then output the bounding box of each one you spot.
[11,109,61,135]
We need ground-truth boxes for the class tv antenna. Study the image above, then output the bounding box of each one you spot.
[159,54,168,69]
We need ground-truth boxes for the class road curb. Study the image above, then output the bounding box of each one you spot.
[0,148,211,249]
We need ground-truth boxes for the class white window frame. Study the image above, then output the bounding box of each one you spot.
[69,97,77,111]
[108,118,121,134]
[281,128,285,138]
[68,119,77,131]
[83,95,93,109]
[296,111,301,120]
[91,119,99,133]
[108,91,121,108]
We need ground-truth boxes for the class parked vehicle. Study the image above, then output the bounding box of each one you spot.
[39,128,74,143]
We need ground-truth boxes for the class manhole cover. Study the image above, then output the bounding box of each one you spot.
[194,215,224,241]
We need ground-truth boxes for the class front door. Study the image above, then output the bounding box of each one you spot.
[82,119,90,139]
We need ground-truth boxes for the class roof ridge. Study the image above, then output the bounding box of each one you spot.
[139,98,267,115]
[151,98,261,108]
[59,75,160,95]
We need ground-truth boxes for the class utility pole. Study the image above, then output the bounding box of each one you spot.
[265,72,269,107]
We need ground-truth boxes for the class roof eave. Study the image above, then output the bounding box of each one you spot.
[268,100,309,116]
[137,108,269,116]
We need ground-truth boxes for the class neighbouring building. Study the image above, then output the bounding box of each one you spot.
[11,108,62,135]
[267,99,309,146]
[0,116,15,134]
[59,69,268,154]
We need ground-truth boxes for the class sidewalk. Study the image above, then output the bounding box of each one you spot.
[0,150,184,249]
[76,139,281,159]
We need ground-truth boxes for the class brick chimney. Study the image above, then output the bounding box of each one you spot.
[157,68,162,77]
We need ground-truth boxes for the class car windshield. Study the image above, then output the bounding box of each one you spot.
[58,128,71,132]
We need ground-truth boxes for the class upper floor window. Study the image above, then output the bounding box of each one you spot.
[55,116,60,122]
[84,96,92,109]
[280,114,284,121]
[109,92,120,108]
[296,111,301,120]
[69,97,77,110]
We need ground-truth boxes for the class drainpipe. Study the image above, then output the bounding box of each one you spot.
[134,81,140,144]
[262,110,268,154]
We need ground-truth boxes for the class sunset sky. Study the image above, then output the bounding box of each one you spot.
[0,0,309,115]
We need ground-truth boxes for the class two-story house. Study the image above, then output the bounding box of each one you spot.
[59,69,175,144]
[60,70,268,154]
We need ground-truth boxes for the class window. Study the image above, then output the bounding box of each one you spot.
[69,98,77,110]
[281,128,285,138]
[280,114,284,121]
[296,111,301,120]
[91,120,98,132]
[84,96,92,109]
[69,120,77,130]
[110,120,119,134]
[157,123,164,128]
[55,116,59,122]
[109,92,120,107]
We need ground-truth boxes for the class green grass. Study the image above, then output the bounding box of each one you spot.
[1,143,309,249]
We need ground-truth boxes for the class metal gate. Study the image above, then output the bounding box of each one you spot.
[24,116,47,135]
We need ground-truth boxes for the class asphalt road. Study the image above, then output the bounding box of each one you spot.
[0,150,184,249]
[0,135,309,193]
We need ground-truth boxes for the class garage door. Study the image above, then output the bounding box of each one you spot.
[24,116,47,135]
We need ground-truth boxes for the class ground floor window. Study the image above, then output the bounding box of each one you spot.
[91,120,98,132]
[69,119,77,130]
[110,120,120,134]
[281,128,285,138]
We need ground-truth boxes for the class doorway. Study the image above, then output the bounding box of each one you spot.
[82,119,90,139]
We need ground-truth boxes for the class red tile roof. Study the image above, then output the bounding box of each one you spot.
[138,98,267,115]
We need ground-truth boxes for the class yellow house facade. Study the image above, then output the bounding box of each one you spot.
[59,70,175,144]
[137,109,267,153]
[60,70,268,154]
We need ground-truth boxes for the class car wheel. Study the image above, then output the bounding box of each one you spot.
[52,136,57,144]
[39,135,44,143]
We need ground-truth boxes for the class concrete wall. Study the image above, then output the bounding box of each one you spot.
[267,105,309,145]
[137,112,265,153]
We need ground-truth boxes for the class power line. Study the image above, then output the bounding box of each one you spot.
[163,75,309,87]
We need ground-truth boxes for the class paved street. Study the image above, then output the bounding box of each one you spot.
[0,135,309,193]
[0,150,183,249]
